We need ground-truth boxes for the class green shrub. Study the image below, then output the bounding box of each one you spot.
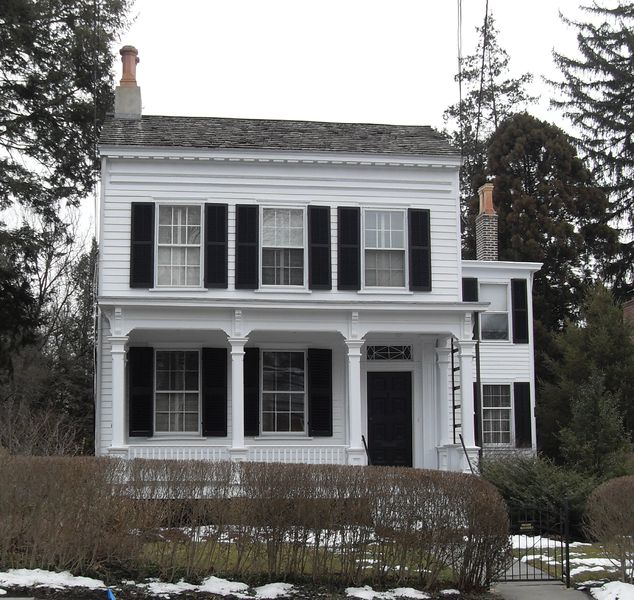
[481,454,596,537]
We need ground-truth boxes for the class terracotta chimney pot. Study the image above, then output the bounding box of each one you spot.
[119,45,139,87]
[478,182,496,216]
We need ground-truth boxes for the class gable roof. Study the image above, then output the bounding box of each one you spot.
[100,115,459,157]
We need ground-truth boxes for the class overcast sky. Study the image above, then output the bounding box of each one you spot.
[117,0,586,131]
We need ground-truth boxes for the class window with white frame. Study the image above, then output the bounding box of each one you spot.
[364,210,406,287]
[261,351,305,433]
[480,284,509,340]
[157,206,202,286]
[482,384,512,445]
[155,350,200,433]
[261,208,304,286]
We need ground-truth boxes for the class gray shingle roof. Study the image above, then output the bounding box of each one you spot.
[100,115,459,157]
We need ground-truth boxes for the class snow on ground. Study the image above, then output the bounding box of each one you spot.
[590,581,634,600]
[253,583,295,599]
[0,569,106,590]
[0,589,6,596]
[345,585,431,599]
[570,565,609,577]
[511,535,561,549]
[438,591,460,597]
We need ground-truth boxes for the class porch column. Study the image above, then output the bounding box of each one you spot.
[229,336,248,460]
[458,340,478,466]
[109,335,128,453]
[435,339,452,448]
[345,339,366,465]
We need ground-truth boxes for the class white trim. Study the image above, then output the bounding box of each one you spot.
[259,205,308,290]
[154,202,205,289]
[361,207,409,291]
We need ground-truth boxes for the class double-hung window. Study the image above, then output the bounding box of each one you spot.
[364,210,406,287]
[261,351,306,433]
[480,284,509,340]
[482,384,512,445]
[155,350,200,433]
[261,208,304,286]
[157,206,202,286]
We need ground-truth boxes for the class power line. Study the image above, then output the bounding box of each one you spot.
[457,0,464,156]
[474,0,490,153]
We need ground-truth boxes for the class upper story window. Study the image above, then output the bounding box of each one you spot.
[261,351,306,433]
[155,350,200,433]
[480,283,509,340]
[157,206,202,286]
[261,208,305,286]
[364,210,406,287]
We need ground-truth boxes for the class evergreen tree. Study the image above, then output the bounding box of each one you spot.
[444,14,535,254]
[552,2,634,293]
[540,285,634,460]
[559,375,632,478]
[0,0,131,220]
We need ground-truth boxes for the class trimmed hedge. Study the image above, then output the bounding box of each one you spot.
[0,457,509,591]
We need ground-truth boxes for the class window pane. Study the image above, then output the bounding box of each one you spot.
[365,250,405,287]
[481,284,508,311]
[155,351,199,433]
[156,206,201,287]
[261,352,305,433]
[481,313,509,340]
[184,413,198,432]
[159,207,172,225]
[291,413,304,432]
[186,267,199,286]
[262,413,275,432]
[276,393,290,412]
[262,393,275,411]
[482,385,511,445]
[156,394,169,411]
[156,413,169,432]
[277,413,289,432]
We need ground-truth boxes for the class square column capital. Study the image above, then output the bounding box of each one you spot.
[108,335,129,353]
[345,339,365,357]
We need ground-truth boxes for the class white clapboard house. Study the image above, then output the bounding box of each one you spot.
[95,47,540,471]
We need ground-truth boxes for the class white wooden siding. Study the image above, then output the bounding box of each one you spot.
[99,157,461,302]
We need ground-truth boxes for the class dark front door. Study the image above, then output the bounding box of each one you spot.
[367,371,412,467]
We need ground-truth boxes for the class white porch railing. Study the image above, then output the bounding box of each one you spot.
[126,445,348,464]
[247,445,347,464]
[127,446,230,461]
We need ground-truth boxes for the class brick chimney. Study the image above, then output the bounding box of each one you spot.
[114,45,141,119]
[475,183,498,261]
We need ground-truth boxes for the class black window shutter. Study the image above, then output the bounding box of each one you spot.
[337,207,360,290]
[409,209,432,291]
[244,347,260,436]
[474,381,482,448]
[462,277,479,302]
[128,346,154,437]
[201,348,227,436]
[308,349,333,437]
[514,382,532,448]
[130,203,155,288]
[204,204,228,288]
[308,206,332,290]
[235,205,258,289]
[511,279,529,343]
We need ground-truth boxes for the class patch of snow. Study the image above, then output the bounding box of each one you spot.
[0,589,5,596]
[345,586,431,599]
[0,569,105,590]
[439,591,460,597]
[591,581,634,600]
[254,582,295,598]
[511,535,561,550]
[137,580,198,597]
[570,566,609,577]
[198,575,250,596]
[571,557,618,569]
[570,542,592,548]
[520,554,552,563]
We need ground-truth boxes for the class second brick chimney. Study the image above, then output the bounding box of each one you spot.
[114,45,141,119]
[475,183,498,261]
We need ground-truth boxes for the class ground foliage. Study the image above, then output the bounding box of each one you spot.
[0,457,510,593]
[552,1,634,294]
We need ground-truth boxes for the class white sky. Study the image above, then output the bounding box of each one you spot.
[117,0,586,131]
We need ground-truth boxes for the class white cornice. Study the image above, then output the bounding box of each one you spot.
[98,145,462,169]
[462,260,542,273]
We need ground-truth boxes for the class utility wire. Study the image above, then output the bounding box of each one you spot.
[457,0,464,156]
[474,0,490,153]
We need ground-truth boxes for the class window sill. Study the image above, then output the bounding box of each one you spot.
[254,288,312,294]
[149,287,208,292]
[146,436,206,441]
[357,289,414,295]
[253,436,314,441]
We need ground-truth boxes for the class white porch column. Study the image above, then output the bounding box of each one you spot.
[458,339,479,471]
[108,335,128,454]
[345,339,366,465]
[229,337,248,461]
[435,339,452,448]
